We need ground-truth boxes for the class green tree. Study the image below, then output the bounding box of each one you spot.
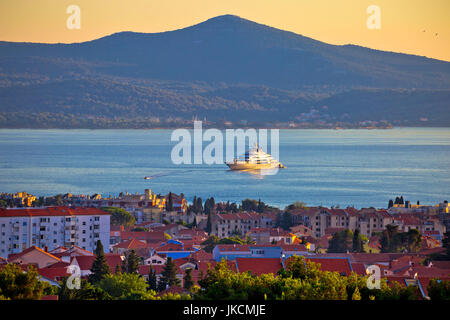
[158,257,180,291]
[183,268,194,290]
[0,264,49,300]
[352,229,364,253]
[88,240,111,284]
[285,201,308,211]
[328,229,354,253]
[98,273,155,300]
[196,197,203,214]
[166,192,173,211]
[380,225,422,253]
[102,207,135,228]
[427,279,450,300]
[58,278,111,300]
[388,199,394,208]
[205,212,212,234]
[276,211,293,230]
[405,229,422,253]
[147,265,158,291]
[121,249,140,274]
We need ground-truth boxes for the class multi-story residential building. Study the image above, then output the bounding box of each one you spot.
[292,207,395,238]
[246,227,296,245]
[211,212,274,238]
[0,206,110,258]
[212,243,309,261]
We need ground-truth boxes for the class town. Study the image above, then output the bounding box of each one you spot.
[0,189,449,300]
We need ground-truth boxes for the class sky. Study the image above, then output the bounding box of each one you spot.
[0,0,449,61]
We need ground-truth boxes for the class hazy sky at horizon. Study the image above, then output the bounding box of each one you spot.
[1,0,449,61]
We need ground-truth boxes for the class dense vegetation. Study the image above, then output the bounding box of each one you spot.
[1,248,449,300]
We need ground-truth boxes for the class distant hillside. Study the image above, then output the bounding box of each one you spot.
[0,14,449,128]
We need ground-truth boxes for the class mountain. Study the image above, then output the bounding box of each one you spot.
[0,14,449,128]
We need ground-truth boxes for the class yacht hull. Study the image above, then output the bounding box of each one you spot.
[226,162,284,170]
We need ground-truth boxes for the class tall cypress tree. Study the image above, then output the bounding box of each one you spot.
[192,196,197,213]
[197,197,203,214]
[352,228,363,252]
[183,268,194,290]
[122,249,140,274]
[147,265,158,291]
[88,240,111,284]
[206,212,212,234]
[166,192,173,211]
[158,257,180,290]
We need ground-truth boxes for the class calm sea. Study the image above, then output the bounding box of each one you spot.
[0,128,449,209]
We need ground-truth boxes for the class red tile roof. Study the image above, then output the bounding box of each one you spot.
[235,258,282,276]
[351,262,368,276]
[156,243,184,252]
[38,267,69,281]
[418,276,450,297]
[280,244,308,252]
[113,238,148,250]
[71,254,122,272]
[305,257,353,276]
[8,246,62,264]
[188,250,214,262]
[0,206,110,217]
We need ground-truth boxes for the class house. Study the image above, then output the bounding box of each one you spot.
[143,253,166,266]
[289,224,314,238]
[138,264,183,287]
[212,212,274,238]
[212,244,251,261]
[49,246,94,263]
[246,227,296,245]
[7,246,62,268]
[175,228,208,242]
[69,254,123,277]
[111,238,149,255]
[154,239,198,260]
[213,244,309,261]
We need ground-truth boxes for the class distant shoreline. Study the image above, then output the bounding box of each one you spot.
[2,126,450,131]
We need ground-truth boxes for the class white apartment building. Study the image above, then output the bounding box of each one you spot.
[0,206,110,258]
[212,212,274,238]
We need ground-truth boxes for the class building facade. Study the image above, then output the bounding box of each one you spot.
[0,206,110,258]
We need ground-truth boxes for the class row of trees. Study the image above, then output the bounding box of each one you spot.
[62,240,191,300]
[201,235,255,253]
[195,256,427,300]
[1,247,449,300]
[327,225,422,254]
[380,225,422,253]
[327,229,367,253]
